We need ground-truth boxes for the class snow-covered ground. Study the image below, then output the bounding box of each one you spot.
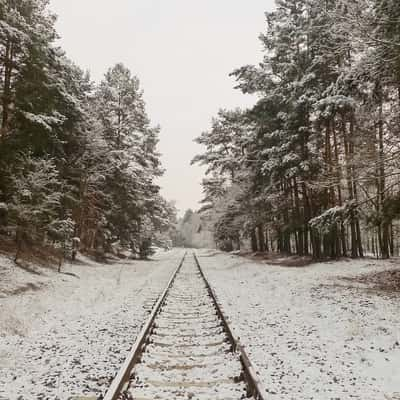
[197,250,400,400]
[0,249,185,400]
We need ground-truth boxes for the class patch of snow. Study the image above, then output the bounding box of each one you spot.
[197,251,400,400]
[0,249,185,399]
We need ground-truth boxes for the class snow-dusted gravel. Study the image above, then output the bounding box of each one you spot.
[197,251,400,400]
[127,255,248,400]
[0,249,185,400]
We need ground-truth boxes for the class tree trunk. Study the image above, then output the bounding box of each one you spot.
[293,178,304,256]
[264,228,269,252]
[343,115,359,258]
[257,224,266,252]
[389,223,394,256]
[1,40,14,140]
[377,88,389,258]
[250,228,258,252]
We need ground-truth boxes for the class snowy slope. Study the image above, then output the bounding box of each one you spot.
[0,249,185,399]
[197,251,400,400]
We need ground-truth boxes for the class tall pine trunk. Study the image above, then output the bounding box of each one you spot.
[377,87,389,258]
[1,40,14,140]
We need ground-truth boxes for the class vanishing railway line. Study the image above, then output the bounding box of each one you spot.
[103,252,266,400]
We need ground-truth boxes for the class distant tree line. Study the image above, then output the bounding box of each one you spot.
[0,0,175,261]
[172,209,214,249]
[193,0,400,259]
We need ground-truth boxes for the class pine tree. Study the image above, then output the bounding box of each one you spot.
[7,154,66,261]
[93,63,166,257]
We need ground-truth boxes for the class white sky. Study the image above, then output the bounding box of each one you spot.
[49,0,274,214]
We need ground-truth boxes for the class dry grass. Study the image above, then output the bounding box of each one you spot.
[0,235,63,272]
[341,267,400,293]
[238,251,315,267]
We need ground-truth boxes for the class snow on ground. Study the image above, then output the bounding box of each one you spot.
[197,250,400,400]
[0,249,185,400]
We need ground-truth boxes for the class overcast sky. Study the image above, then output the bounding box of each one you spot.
[49,0,275,214]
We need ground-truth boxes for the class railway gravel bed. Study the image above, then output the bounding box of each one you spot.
[123,255,248,400]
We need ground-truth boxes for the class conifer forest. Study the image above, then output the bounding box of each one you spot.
[193,0,400,259]
[0,0,176,261]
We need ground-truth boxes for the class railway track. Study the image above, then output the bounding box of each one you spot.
[103,252,266,400]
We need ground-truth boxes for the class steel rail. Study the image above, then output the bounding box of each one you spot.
[102,252,187,400]
[193,252,268,400]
